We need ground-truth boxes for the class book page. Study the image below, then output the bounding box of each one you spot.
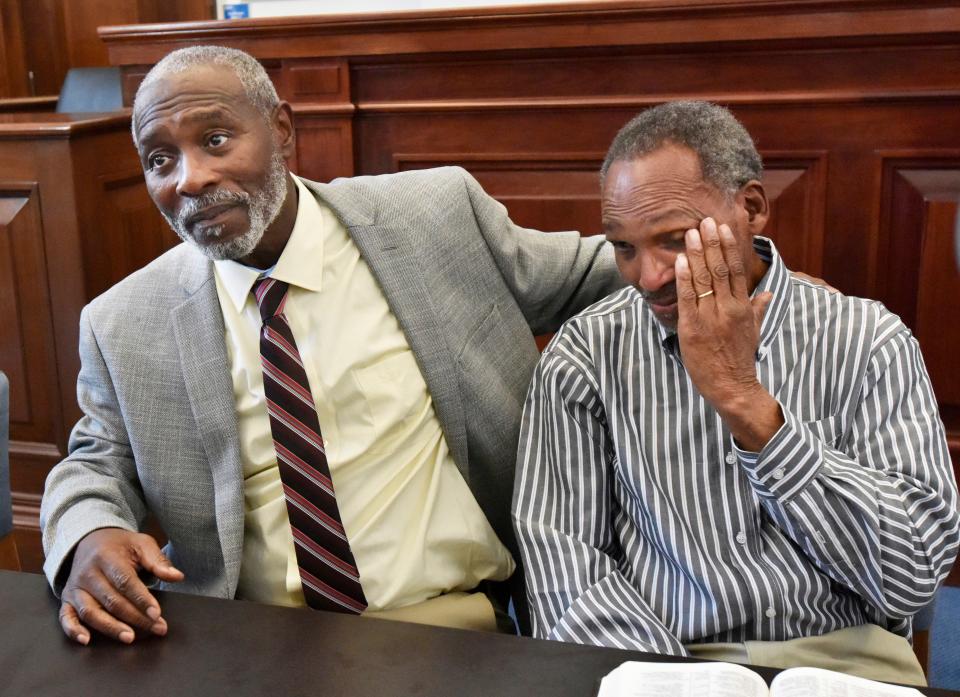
[770,666,924,697]
[597,661,769,697]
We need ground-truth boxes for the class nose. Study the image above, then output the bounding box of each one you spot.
[630,251,675,293]
[175,149,219,197]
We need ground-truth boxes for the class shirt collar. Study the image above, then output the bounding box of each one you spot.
[213,174,325,314]
[652,236,792,355]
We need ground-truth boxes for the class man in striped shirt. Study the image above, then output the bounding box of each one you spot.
[513,101,958,685]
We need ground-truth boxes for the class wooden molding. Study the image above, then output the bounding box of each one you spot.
[100,1,960,65]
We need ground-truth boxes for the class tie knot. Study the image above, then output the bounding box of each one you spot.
[252,277,290,322]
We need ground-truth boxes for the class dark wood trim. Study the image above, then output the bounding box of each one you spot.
[100,1,960,64]
[0,96,58,113]
[0,534,19,571]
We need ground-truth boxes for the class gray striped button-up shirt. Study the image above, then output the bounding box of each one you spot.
[513,237,958,654]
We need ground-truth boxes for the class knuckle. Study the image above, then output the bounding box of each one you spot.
[694,272,713,287]
[729,261,746,276]
[75,603,92,622]
[711,264,730,279]
[679,286,698,301]
[110,569,131,594]
[101,594,120,614]
[705,235,722,247]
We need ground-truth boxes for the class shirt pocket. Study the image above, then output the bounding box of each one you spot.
[352,349,429,452]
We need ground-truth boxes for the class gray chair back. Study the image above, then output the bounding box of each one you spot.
[0,371,11,540]
[56,67,123,113]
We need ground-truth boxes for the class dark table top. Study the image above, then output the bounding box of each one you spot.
[1,571,954,697]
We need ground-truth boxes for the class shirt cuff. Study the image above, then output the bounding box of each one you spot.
[731,404,825,501]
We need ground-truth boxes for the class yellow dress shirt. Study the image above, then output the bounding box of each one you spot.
[212,175,514,621]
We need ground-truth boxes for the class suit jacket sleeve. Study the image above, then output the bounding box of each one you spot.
[459,168,623,334]
[40,306,147,594]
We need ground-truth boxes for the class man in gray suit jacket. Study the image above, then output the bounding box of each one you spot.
[41,46,620,645]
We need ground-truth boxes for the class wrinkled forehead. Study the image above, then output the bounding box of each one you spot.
[134,63,251,140]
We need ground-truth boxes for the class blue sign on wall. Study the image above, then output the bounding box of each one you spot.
[223,3,250,19]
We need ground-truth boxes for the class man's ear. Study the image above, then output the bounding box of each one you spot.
[740,180,769,233]
[272,101,296,160]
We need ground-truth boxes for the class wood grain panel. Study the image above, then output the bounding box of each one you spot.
[293,116,355,182]
[92,170,177,297]
[284,59,349,102]
[876,156,960,474]
[395,153,604,235]
[759,154,828,275]
[0,184,60,448]
[16,0,68,98]
[0,0,29,98]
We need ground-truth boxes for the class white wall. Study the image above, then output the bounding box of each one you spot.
[217,0,588,19]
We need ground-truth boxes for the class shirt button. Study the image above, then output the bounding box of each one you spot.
[725,451,737,465]
[735,531,747,544]
[772,468,785,480]
[765,607,777,618]
[815,532,826,544]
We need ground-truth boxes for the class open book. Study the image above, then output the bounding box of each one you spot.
[597,661,924,697]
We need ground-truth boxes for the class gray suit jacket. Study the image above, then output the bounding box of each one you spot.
[40,166,621,630]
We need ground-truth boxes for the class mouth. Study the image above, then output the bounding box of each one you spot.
[185,202,242,228]
[646,297,677,312]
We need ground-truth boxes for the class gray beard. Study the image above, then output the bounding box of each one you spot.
[163,152,288,262]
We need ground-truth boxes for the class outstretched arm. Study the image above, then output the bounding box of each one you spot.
[41,307,183,644]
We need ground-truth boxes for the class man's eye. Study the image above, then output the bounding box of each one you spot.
[147,153,169,170]
[610,241,633,253]
[208,133,229,147]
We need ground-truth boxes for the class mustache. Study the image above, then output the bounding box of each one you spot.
[639,282,678,305]
[178,189,250,227]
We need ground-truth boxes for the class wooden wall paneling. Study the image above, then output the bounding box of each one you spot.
[283,59,355,182]
[62,0,143,70]
[0,0,29,98]
[875,153,960,464]
[0,114,141,572]
[99,1,960,68]
[69,124,174,299]
[95,170,178,295]
[17,0,69,97]
[393,152,605,236]
[351,43,960,105]
[60,0,214,71]
[0,180,63,574]
[292,110,356,182]
[758,153,828,276]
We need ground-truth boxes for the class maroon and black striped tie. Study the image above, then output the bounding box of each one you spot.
[253,277,368,614]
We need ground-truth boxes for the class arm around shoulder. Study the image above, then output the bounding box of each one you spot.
[458,168,624,334]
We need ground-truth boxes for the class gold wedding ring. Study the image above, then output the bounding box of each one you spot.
[697,290,715,299]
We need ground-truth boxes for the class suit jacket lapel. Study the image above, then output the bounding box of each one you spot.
[171,255,245,596]
[307,180,470,480]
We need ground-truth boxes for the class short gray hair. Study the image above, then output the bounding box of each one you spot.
[132,45,279,141]
[601,101,762,194]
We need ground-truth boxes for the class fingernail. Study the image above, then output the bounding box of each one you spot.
[152,621,167,636]
[685,229,701,249]
[677,253,688,268]
[77,633,90,646]
[719,224,734,239]
[147,606,160,620]
[119,630,134,644]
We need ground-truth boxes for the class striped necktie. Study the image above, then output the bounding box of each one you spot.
[253,277,368,614]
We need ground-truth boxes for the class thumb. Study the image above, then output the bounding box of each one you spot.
[751,291,774,328]
[135,534,184,582]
